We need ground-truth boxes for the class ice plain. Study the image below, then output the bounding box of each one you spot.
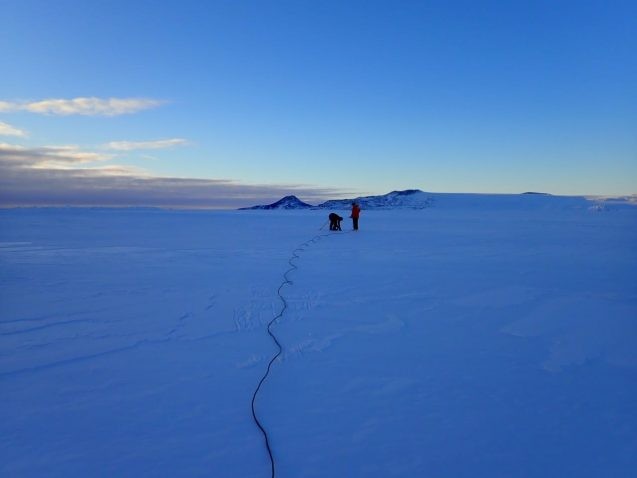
[1,194,636,477]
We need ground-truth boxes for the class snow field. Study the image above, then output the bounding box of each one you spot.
[1,203,636,477]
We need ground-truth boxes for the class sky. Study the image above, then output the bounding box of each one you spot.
[1,0,635,207]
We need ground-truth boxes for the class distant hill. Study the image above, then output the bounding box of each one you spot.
[317,189,433,210]
[238,189,636,212]
[239,189,435,210]
[238,195,314,210]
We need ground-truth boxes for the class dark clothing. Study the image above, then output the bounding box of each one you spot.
[350,204,361,230]
[328,213,343,231]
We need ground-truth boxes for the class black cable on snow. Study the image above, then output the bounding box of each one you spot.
[250,230,350,477]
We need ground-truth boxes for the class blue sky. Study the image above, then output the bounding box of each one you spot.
[1,0,635,207]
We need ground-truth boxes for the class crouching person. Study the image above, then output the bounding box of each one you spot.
[328,213,343,231]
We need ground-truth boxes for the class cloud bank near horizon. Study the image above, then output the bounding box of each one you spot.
[0,143,345,208]
[0,93,348,207]
[0,97,165,116]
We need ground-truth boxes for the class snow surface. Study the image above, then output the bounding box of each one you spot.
[1,199,636,477]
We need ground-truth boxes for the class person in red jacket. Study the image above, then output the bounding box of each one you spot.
[350,202,361,231]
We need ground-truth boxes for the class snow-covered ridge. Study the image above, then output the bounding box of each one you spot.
[240,189,434,210]
[240,189,637,211]
[318,189,433,210]
[586,194,637,205]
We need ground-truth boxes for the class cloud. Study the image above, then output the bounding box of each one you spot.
[0,121,28,137]
[0,143,345,208]
[104,138,188,151]
[0,97,165,116]
[0,143,113,169]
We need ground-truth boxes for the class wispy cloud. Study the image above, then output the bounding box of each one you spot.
[0,143,113,169]
[0,121,28,137]
[0,143,344,208]
[0,97,165,116]
[105,138,188,151]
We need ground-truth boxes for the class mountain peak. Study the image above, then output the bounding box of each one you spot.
[239,195,313,210]
[389,189,423,196]
[279,195,302,202]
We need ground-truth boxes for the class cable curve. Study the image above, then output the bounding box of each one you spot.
[250,230,350,477]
